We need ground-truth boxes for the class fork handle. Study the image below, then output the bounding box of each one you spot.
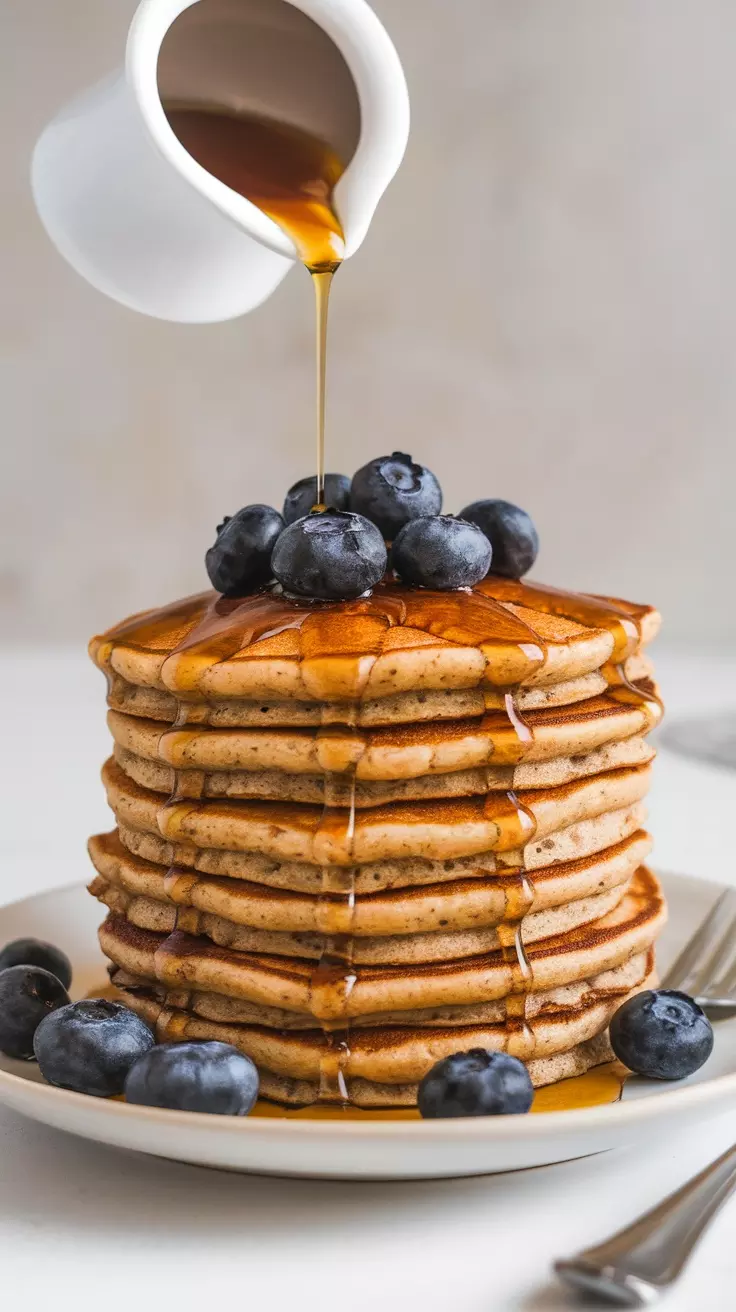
[555,1141,736,1306]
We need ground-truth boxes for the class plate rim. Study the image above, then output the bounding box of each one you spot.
[0,874,734,1143]
[1,1053,735,1142]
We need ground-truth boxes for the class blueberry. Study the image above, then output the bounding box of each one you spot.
[460,499,539,578]
[350,452,442,540]
[0,937,72,990]
[205,504,285,597]
[609,989,714,1081]
[34,999,155,1096]
[0,966,70,1060]
[271,509,387,599]
[391,515,492,590]
[418,1049,534,1118]
[124,1041,259,1115]
[283,474,351,525]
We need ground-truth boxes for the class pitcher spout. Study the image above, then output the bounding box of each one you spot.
[31,0,409,323]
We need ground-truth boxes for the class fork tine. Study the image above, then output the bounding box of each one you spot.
[660,890,736,994]
[699,907,736,1000]
[711,951,736,1003]
[695,908,736,1001]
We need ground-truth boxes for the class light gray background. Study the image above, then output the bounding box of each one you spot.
[2,0,734,643]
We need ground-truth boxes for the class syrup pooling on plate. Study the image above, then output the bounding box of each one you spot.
[247,1064,626,1118]
[164,106,345,504]
[76,989,629,1115]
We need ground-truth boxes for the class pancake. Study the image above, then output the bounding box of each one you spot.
[106,653,653,729]
[90,579,660,707]
[112,735,655,806]
[89,871,631,965]
[106,688,660,781]
[88,827,652,937]
[254,1029,620,1104]
[114,964,656,1097]
[109,948,651,1029]
[115,800,648,892]
[108,694,661,777]
[98,866,665,1017]
[102,756,652,863]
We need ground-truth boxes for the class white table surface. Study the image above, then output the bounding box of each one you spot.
[1,645,735,1312]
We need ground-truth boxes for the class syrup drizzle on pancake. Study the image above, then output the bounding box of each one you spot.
[153,704,210,987]
[477,577,662,711]
[495,821,537,1059]
[95,577,661,1106]
[95,577,660,708]
[82,983,627,1115]
[310,728,359,1103]
[96,579,547,698]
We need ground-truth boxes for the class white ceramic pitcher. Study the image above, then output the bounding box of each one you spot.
[31,0,410,323]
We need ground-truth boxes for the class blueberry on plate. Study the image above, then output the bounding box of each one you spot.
[283,473,351,524]
[34,999,155,1096]
[350,452,442,540]
[0,937,72,990]
[391,515,491,590]
[460,499,539,579]
[418,1049,534,1118]
[205,504,285,597]
[0,966,70,1060]
[609,989,714,1081]
[271,509,387,599]
[124,1041,259,1115]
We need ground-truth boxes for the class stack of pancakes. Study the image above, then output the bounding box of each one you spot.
[87,577,665,1107]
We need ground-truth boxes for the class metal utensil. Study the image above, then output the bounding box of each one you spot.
[661,888,736,1014]
[554,1141,736,1307]
[554,888,736,1304]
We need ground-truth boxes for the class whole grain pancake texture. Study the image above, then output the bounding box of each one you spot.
[88,575,665,1107]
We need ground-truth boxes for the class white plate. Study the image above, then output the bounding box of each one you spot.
[0,874,734,1180]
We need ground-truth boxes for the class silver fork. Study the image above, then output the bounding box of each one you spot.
[554,887,736,1306]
